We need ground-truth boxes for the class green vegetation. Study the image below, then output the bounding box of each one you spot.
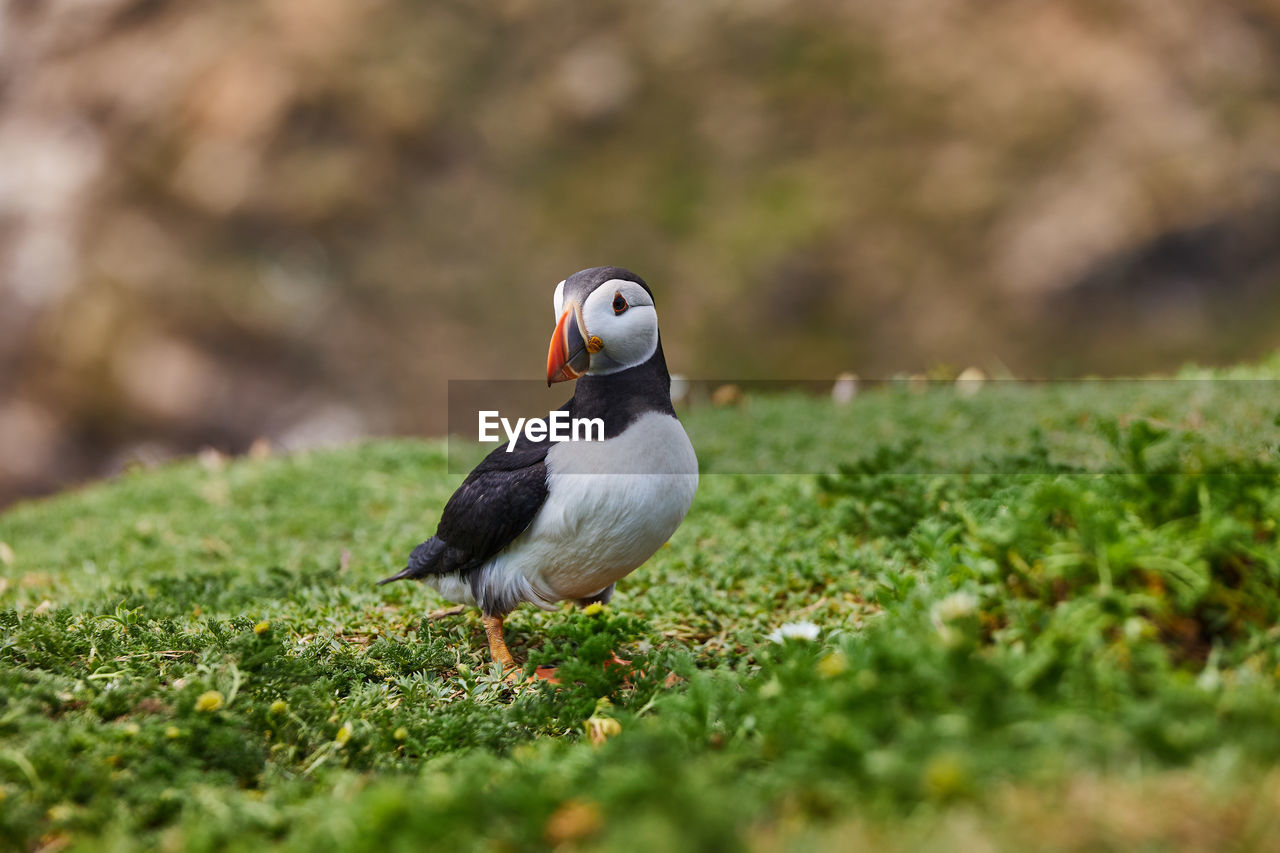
[3,361,1280,850]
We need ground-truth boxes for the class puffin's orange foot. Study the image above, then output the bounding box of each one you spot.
[528,653,678,687]
[524,656,620,687]
[604,652,682,688]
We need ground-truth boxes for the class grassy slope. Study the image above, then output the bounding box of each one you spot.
[2,361,1280,850]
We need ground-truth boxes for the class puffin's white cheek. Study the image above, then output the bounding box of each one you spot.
[602,316,657,368]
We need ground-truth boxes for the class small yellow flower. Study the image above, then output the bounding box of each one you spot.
[47,803,75,822]
[195,690,224,712]
[254,621,271,635]
[584,702,622,746]
[270,699,288,716]
[817,651,847,678]
[165,726,181,739]
[335,722,353,747]
[393,727,408,741]
[581,602,605,616]
[123,723,141,737]
[923,752,970,800]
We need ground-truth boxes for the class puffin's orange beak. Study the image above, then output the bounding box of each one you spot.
[547,304,591,385]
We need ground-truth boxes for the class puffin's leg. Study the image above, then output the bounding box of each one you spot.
[482,614,518,670]
[483,614,559,683]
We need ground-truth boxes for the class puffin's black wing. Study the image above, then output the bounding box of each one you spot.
[379,432,552,585]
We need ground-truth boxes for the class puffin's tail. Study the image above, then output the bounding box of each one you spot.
[377,538,443,585]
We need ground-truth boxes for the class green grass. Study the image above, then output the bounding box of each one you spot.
[3,360,1280,851]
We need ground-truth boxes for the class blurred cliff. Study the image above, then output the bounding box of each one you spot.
[1,0,1279,505]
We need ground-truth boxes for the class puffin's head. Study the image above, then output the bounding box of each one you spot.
[547,266,659,385]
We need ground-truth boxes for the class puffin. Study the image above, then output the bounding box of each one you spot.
[380,266,698,671]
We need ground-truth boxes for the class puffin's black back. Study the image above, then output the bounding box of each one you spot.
[377,421,554,588]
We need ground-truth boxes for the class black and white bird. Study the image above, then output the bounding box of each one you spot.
[380,267,698,671]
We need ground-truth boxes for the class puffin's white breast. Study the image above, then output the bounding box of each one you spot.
[483,411,698,607]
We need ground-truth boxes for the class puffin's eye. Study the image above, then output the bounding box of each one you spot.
[612,293,628,314]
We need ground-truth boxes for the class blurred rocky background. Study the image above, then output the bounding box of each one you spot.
[2,0,1279,505]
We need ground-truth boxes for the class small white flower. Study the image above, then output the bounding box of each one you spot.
[831,372,859,405]
[931,592,980,647]
[767,621,821,643]
[932,592,978,624]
